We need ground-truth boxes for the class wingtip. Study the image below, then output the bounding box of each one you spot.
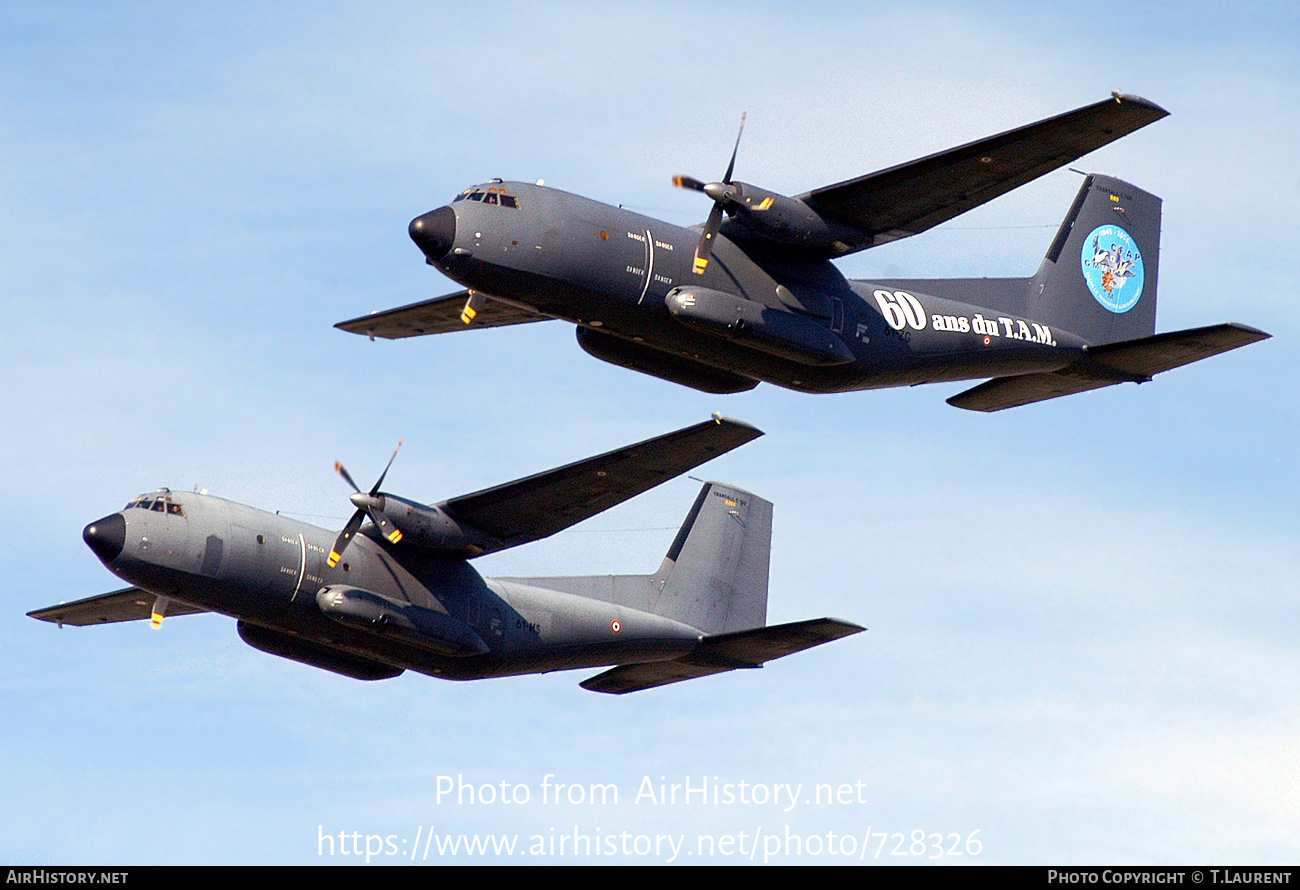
[825,617,868,636]
[709,414,764,438]
[1110,91,1170,118]
[1225,322,1272,341]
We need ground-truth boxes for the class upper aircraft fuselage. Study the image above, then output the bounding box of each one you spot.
[347,96,1264,408]
[48,415,865,692]
[85,488,701,682]
[414,180,1080,393]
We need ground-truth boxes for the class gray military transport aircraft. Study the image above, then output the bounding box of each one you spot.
[338,94,1267,410]
[30,417,863,694]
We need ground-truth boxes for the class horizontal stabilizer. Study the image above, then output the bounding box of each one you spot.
[1084,322,1270,376]
[28,587,208,627]
[579,617,864,694]
[947,323,1270,412]
[335,291,553,340]
[441,417,764,550]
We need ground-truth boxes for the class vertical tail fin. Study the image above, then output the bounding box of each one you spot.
[1026,174,1160,345]
[650,482,771,635]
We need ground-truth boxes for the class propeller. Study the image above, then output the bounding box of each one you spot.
[673,112,746,275]
[328,440,405,568]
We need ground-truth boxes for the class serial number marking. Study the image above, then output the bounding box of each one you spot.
[712,489,747,508]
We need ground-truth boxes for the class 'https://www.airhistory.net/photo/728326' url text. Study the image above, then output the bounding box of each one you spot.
[316,773,984,863]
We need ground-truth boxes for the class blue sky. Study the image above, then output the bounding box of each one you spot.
[2,1,1297,864]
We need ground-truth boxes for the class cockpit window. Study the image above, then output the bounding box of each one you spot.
[124,495,185,517]
[453,186,519,208]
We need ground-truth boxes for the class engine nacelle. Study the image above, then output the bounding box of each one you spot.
[316,586,489,657]
[721,182,840,251]
[665,286,854,366]
[236,620,404,681]
[575,326,758,394]
[367,497,499,556]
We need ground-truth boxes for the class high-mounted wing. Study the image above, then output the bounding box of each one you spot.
[28,587,208,627]
[335,290,553,340]
[947,323,1270,412]
[438,416,763,550]
[801,93,1168,253]
[580,617,865,694]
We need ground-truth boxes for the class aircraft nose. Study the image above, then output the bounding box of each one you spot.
[83,513,126,563]
[409,206,456,262]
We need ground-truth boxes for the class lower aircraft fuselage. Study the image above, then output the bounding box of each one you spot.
[419,181,1085,393]
[85,490,701,682]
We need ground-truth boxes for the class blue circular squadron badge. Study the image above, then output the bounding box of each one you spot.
[1080,225,1144,313]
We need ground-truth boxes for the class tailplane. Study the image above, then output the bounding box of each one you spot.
[947,174,1269,411]
[947,321,1269,411]
[580,617,863,694]
[578,481,864,693]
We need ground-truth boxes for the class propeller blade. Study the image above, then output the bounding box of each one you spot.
[680,113,748,276]
[329,439,406,566]
[370,439,403,495]
[328,507,366,568]
[722,112,747,184]
[693,202,725,275]
[366,506,404,544]
[335,461,362,494]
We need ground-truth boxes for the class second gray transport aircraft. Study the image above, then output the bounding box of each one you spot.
[339,93,1267,410]
[31,418,863,693]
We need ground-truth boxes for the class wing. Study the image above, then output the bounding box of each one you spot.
[580,617,865,694]
[28,587,208,627]
[335,291,553,340]
[947,323,1270,412]
[439,416,763,550]
[800,93,1168,253]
